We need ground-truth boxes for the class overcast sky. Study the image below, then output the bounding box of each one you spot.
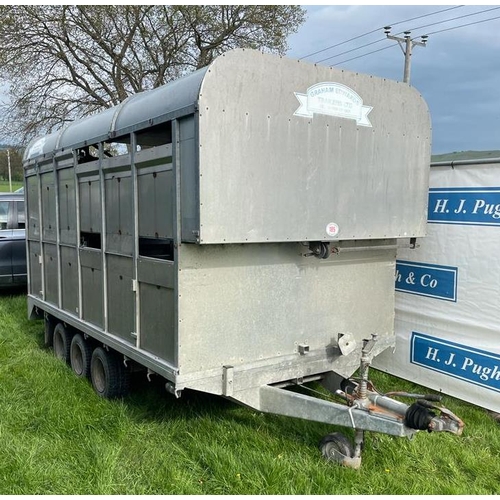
[285,4,500,155]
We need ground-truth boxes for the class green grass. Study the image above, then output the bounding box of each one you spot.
[0,291,499,494]
[0,180,23,192]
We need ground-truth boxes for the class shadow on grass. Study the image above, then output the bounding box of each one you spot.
[122,371,338,450]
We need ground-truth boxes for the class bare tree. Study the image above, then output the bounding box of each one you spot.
[0,5,305,145]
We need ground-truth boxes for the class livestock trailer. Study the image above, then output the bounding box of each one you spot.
[23,48,462,468]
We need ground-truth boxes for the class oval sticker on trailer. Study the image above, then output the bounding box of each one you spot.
[294,82,373,127]
[326,222,340,237]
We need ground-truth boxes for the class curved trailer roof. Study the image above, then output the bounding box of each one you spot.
[24,66,208,161]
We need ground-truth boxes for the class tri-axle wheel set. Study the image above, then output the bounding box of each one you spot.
[46,317,130,400]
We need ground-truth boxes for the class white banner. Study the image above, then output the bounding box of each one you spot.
[374,161,500,413]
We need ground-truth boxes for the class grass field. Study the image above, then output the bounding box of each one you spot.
[0,180,23,192]
[0,290,499,495]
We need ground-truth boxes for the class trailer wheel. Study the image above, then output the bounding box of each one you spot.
[90,347,129,399]
[319,432,354,464]
[70,334,92,378]
[53,323,72,363]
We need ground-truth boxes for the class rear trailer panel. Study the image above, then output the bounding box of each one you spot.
[23,49,462,468]
[176,243,396,390]
[195,50,430,244]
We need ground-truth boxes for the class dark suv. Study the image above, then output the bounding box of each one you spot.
[0,191,27,287]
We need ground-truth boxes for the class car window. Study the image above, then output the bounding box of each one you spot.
[0,201,9,230]
[16,201,25,229]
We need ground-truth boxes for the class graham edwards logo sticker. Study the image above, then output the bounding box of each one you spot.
[294,82,373,126]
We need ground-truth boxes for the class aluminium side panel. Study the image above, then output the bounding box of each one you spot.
[179,115,199,243]
[137,167,174,239]
[40,172,56,243]
[80,248,103,328]
[105,172,133,256]
[137,258,176,364]
[78,172,102,236]
[60,245,78,315]
[28,240,42,298]
[26,175,40,241]
[107,254,135,343]
[43,243,58,305]
[58,167,77,246]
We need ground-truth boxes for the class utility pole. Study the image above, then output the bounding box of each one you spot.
[384,27,428,84]
[7,149,12,193]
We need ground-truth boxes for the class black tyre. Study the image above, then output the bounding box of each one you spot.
[70,334,92,378]
[44,317,55,348]
[53,323,72,363]
[319,432,354,463]
[90,347,129,399]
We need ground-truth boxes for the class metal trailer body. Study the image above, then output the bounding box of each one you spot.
[23,49,462,467]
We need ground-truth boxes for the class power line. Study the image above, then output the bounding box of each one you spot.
[300,29,379,60]
[424,13,500,36]
[298,5,464,60]
[316,30,418,64]
[406,5,500,33]
[332,45,397,67]
[316,37,386,64]
[330,13,500,68]
[315,6,500,65]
